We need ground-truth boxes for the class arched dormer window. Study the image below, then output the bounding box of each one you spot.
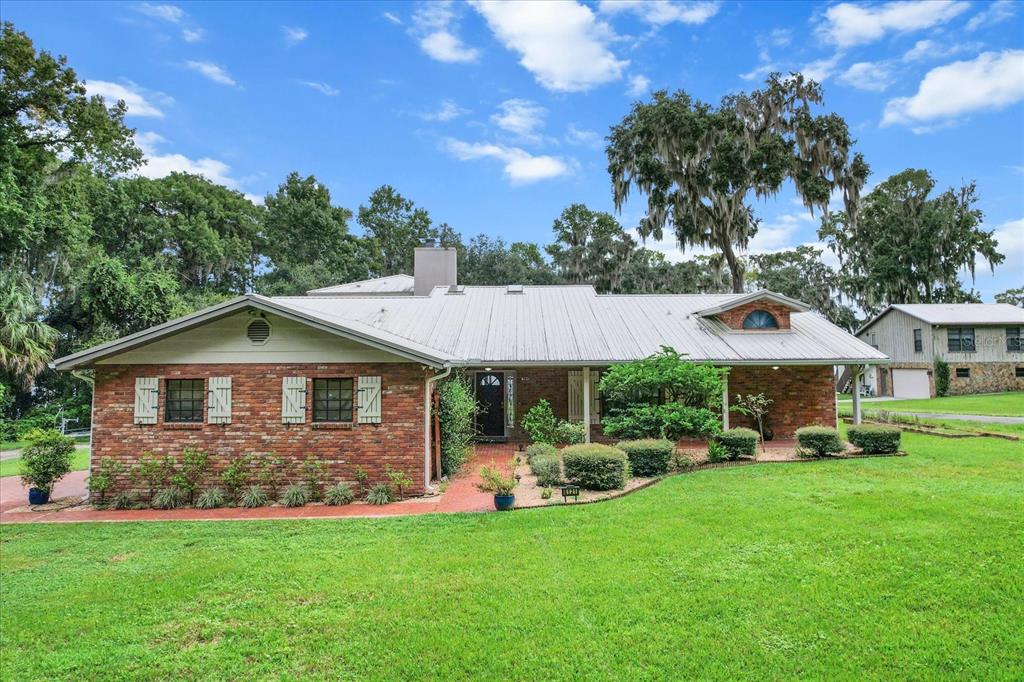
[742,309,779,330]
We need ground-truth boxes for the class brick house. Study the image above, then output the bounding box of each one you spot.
[53,247,887,496]
[855,304,1024,398]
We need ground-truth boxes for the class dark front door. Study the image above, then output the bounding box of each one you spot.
[475,372,505,438]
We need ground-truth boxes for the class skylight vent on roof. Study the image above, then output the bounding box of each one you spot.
[506,284,524,294]
[447,284,465,295]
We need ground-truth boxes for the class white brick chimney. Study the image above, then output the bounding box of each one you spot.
[413,242,457,296]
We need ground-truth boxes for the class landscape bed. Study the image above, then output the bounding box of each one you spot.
[1,431,1022,679]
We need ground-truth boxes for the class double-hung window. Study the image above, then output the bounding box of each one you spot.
[313,378,354,423]
[165,379,204,423]
[947,327,976,352]
[913,328,923,353]
[1007,327,1022,352]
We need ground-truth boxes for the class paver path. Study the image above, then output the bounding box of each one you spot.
[0,450,509,524]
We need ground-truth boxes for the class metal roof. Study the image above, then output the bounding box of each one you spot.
[858,303,1024,334]
[306,274,415,296]
[53,286,887,370]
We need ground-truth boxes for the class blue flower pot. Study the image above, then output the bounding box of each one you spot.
[28,488,50,505]
[493,494,515,511]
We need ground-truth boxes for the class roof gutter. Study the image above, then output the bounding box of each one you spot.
[423,365,452,491]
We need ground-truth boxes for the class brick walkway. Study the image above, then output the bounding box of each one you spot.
[0,449,515,524]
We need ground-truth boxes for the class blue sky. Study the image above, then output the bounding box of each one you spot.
[8,0,1023,299]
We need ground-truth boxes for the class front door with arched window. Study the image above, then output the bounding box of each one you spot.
[475,371,505,439]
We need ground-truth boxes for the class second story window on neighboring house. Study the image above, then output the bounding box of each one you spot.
[947,327,976,352]
[1008,327,1022,352]
[955,367,970,378]
[913,328,923,353]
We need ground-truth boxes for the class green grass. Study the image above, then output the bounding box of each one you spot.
[839,391,1024,417]
[840,407,1024,438]
[0,448,90,479]
[2,433,1022,680]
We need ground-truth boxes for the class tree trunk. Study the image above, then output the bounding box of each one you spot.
[720,239,744,293]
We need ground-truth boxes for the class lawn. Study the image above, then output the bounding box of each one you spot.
[1,433,1022,679]
[839,391,1024,417]
[0,448,90,479]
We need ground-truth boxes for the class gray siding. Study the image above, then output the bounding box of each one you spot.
[934,325,1024,363]
[858,309,932,363]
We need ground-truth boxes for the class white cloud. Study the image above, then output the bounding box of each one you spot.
[181,28,204,42]
[744,213,812,253]
[598,0,721,26]
[85,80,167,118]
[185,60,237,86]
[627,74,651,96]
[801,53,843,82]
[300,81,340,96]
[883,50,1024,128]
[491,99,546,140]
[740,49,777,81]
[283,26,309,45]
[443,138,575,184]
[412,2,480,63]
[136,3,184,23]
[566,123,602,147]
[817,1,970,47]
[767,28,792,47]
[383,12,402,25]
[992,218,1024,268]
[966,0,1016,31]
[419,99,468,122]
[838,61,895,92]
[134,131,242,190]
[901,39,980,62]
[471,0,627,92]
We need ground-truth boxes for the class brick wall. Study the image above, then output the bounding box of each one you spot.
[727,365,836,437]
[91,363,429,498]
[716,301,793,330]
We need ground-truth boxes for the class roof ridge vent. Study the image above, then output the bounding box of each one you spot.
[447,284,465,295]
[506,284,524,294]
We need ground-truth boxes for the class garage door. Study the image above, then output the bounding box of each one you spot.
[892,369,930,399]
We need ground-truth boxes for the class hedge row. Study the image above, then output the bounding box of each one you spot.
[561,444,629,491]
[615,439,674,476]
[847,425,901,454]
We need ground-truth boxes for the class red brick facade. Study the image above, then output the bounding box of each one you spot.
[726,365,836,437]
[716,301,794,330]
[91,363,429,498]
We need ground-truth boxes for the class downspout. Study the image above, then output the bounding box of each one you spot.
[424,366,452,491]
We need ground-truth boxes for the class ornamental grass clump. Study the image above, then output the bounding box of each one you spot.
[615,439,674,477]
[530,454,561,487]
[795,426,845,458]
[561,444,629,491]
[366,483,393,505]
[324,483,355,506]
[847,425,901,454]
[152,487,184,510]
[716,428,759,460]
[280,484,309,508]
[195,487,226,509]
[240,485,269,508]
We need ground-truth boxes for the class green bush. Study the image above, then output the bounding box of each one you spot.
[385,466,413,500]
[795,426,845,458]
[240,485,269,508]
[110,491,134,510]
[301,456,327,501]
[220,455,252,503]
[525,442,558,463]
[934,358,950,397]
[152,487,184,510]
[19,429,75,494]
[366,483,393,505]
[438,374,478,477]
[522,399,559,444]
[324,483,355,506]
[562,444,629,491]
[280,484,308,508]
[602,404,721,441]
[195,487,226,509]
[556,420,586,445]
[716,428,759,460]
[171,447,210,504]
[530,454,561,487]
[706,440,728,463]
[847,425,901,454]
[616,439,674,476]
[87,457,124,505]
[599,347,726,410]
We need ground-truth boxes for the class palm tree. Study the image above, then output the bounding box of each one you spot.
[0,272,58,385]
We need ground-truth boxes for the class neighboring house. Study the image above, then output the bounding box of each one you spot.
[856,304,1024,399]
[52,246,886,496]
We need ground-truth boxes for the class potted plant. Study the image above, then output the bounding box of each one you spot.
[477,458,519,511]
[19,429,76,505]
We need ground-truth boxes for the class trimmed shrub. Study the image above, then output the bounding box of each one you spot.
[280,484,308,508]
[240,485,269,508]
[796,426,845,458]
[616,439,674,477]
[847,425,901,454]
[716,428,759,460]
[324,483,355,506]
[195,487,226,509]
[152,487,184,510]
[525,442,558,463]
[562,444,629,491]
[530,454,561,487]
[366,483,394,505]
[706,440,729,463]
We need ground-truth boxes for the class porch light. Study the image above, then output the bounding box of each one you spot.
[484,367,492,371]
[772,366,780,370]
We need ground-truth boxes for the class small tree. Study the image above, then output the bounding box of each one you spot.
[171,447,210,504]
[133,452,174,503]
[301,455,326,501]
[730,394,773,451]
[386,466,414,500]
[934,359,950,397]
[19,429,75,494]
[220,454,253,503]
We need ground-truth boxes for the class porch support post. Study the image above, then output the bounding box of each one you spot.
[582,366,591,443]
[721,369,730,430]
[850,365,863,425]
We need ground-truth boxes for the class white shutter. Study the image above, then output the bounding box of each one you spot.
[282,377,306,424]
[134,377,159,424]
[357,376,382,424]
[589,370,601,424]
[208,377,232,424]
[567,370,583,422]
